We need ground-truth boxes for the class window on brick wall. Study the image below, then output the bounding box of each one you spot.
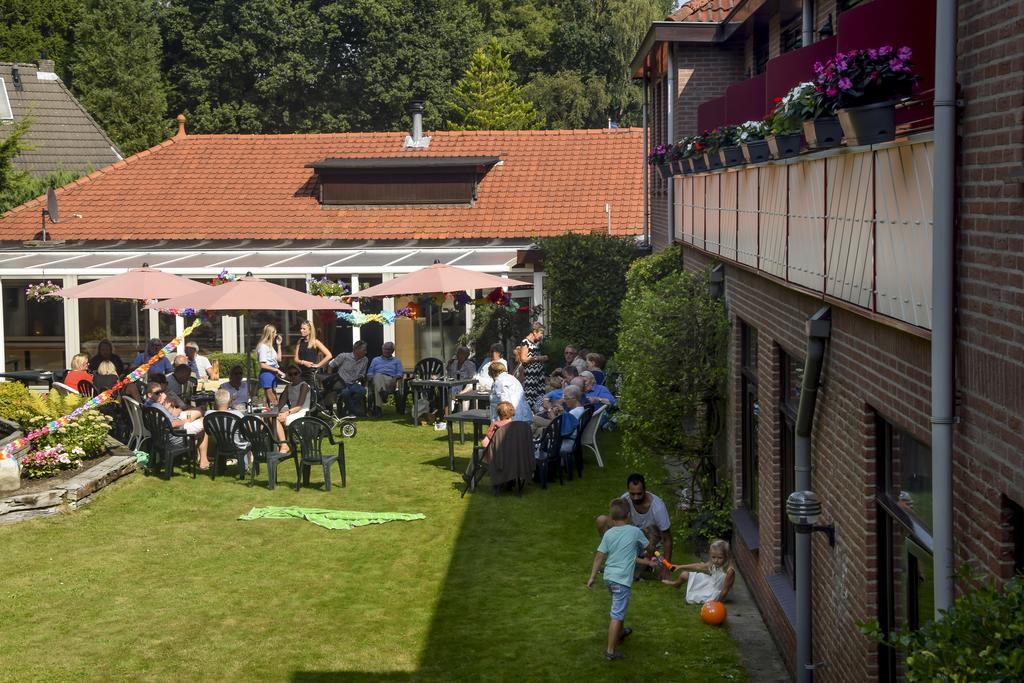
[1003,496,1024,576]
[779,350,802,583]
[741,322,760,520]
[780,16,802,54]
[876,415,934,680]
[754,25,770,75]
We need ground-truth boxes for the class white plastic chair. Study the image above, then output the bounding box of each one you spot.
[52,381,81,396]
[581,404,607,467]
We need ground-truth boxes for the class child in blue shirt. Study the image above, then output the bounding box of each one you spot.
[587,498,656,660]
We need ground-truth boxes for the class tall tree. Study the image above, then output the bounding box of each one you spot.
[0,0,84,80]
[446,38,541,130]
[70,0,169,155]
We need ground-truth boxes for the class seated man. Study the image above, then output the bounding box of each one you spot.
[580,371,616,407]
[366,341,405,417]
[562,345,588,373]
[326,340,369,417]
[209,388,249,451]
[596,473,673,571]
[219,365,249,408]
[184,341,214,380]
[131,338,174,379]
[165,359,194,402]
[145,381,210,470]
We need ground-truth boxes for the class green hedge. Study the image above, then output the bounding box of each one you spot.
[207,352,250,376]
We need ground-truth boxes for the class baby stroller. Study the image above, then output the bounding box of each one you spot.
[305,370,358,438]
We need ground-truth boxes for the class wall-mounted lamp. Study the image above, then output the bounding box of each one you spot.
[787,490,836,546]
[709,263,725,299]
[818,14,834,39]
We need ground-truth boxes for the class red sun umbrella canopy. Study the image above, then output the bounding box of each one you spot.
[352,262,530,298]
[147,275,351,313]
[58,267,211,301]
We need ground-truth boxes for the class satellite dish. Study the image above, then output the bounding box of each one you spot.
[46,188,59,224]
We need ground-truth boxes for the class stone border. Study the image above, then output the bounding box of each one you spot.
[0,453,138,524]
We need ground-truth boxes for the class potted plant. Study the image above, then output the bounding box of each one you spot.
[716,125,745,167]
[690,134,708,172]
[818,45,918,146]
[668,141,688,175]
[798,76,843,149]
[648,143,672,179]
[738,120,770,163]
[703,128,725,170]
[765,86,805,159]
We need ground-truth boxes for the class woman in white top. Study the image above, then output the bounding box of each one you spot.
[275,365,311,450]
[256,324,286,406]
[464,342,508,394]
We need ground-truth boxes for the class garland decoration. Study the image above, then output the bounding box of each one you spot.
[336,307,414,326]
[25,281,63,302]
[210,269,238,287]
[0,319,204,461]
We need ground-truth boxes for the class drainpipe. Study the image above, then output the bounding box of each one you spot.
[642,69,650,245]
[931,0,957,617]
[802,0,814,47]
[795,305,831,683]
[667,44,676,242]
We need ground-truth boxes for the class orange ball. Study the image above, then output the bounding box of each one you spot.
[700,600,727,626]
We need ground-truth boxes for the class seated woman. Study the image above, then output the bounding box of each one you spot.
[586,352,606,386]
[64,353,94,391]
[459,343,507,396]
[275,365,311,451]
[89,339,125,375]
[92,360,120,393]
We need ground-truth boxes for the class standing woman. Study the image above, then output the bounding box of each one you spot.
[515,322,548,407]
[256,324,287,406]
[294,319,332,385]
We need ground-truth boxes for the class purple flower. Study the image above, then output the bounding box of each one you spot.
[813,61,824,74]
[897,46,912,60]
[867,48,878,59]
[826,86,839,98]
[838,77,853,91]
[879,45,893,56]
[889,58,904,72]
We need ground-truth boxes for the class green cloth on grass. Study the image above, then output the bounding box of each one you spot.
[239,506,425,530]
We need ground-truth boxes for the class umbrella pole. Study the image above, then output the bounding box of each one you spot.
[133,304,140,352]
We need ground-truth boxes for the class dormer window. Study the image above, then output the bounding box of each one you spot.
[307,156,500,206]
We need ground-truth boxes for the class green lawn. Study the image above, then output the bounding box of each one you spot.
[1,411,745,682]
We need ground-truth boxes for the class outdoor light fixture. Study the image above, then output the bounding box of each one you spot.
[787,490,836,546]
[709,264,725,299]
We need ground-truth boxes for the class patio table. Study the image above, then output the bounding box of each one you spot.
[407,377,477,425]
[444,408,492,471]
[0,370,54,387]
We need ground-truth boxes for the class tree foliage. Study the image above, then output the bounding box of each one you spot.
[0,0,84,81]
[446,38,541,130]
[539,233,636,355]
[0,118,83,213]
[71,0,169,155]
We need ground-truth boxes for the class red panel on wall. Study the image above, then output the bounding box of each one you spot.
[765,37,837,103]
[838,0,936,96]
[697,95,727,134]
[725,73,768,125]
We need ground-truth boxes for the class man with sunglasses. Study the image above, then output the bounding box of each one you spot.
[145,381,210,470]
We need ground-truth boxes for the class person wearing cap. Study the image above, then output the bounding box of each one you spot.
[580,370,616,407]
[131,338,175,379]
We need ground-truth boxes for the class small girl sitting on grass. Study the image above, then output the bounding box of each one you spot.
[662,538,735,603]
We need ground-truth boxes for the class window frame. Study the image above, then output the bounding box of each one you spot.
[740,322,760,519]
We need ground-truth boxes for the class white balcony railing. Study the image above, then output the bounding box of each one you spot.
[676,134,934,330]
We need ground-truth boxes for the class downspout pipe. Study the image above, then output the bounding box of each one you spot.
[802,0,814,47]
[931,0,957,618]
[795,305,832,683]
[643,69,650,246]
[667,44,676,242]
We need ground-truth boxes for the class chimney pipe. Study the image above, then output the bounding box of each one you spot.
[403,100,431,149]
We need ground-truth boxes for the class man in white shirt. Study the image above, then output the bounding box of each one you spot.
[219,365,250,408]
[185,342,214,379]
[487,361,531,423]
[596,472,673,570]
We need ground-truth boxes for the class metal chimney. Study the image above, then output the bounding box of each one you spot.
[403,100,430,149]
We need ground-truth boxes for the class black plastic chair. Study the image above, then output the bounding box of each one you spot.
[180,376,198,404]
[239,415,298,490]
[568,404,595,479]
[202,412,247,480]
[408,357,445,423]
[287,416,346,491]
[77,379,95,397]
[534,414,567,489]
[141,405,196,480]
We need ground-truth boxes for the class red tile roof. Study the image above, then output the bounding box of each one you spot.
[668,0,734,23]
[0,128,643,242]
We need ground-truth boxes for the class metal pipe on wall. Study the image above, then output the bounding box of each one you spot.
[667,45,676,243]
[931,0,957,617]
[802,0,814,47]
[642,69,650,245]
[795,306,831,683]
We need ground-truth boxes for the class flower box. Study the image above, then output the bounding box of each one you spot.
[766,133,802,159]
[741,140,771,164]
[719,146,745,167]
[704,152,722,170]
[691,155,707,172]
[837,101,896,146]
[803,117,845,150]
[656,162,673,180]
[669,158,686,175]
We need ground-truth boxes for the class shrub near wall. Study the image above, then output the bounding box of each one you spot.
[538,233,636,356]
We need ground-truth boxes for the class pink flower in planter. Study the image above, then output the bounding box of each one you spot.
[826,86,839,98]
[813,61,824,74]
[868,48,878,59]
[838,77,853,91]
[889,58,905,72]
[868,70,880,81]
[879,45,893,56]
[897,46,912,60]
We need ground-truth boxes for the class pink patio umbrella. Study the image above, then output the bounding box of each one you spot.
[58,265,212,351]
[352,262,530,360]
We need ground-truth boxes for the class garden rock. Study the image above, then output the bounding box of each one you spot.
[0,457,20,492]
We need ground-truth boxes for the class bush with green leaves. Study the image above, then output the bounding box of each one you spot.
[459,303,534,363]
[25,410,111,458]
[0,381,34,425]
[538,233,636,356]
[864,575,1024,681]
[207,352,248,377]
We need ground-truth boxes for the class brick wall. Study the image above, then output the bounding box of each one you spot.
[768,15,782,59]
[816,0,837,31]
[954,0,1024,581]
[673,42,746,137]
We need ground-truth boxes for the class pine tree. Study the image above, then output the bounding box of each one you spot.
[70,0,169,156]
[446,38,542,131]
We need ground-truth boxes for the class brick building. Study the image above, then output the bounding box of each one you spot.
[633,0,1023,680]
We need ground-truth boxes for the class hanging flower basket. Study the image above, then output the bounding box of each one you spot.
[766,133,802,159]
[25,281,62,302]
[837,101,897,146]
[802,117,845,149]
[741,140,771,163]
[719,146,745,167]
